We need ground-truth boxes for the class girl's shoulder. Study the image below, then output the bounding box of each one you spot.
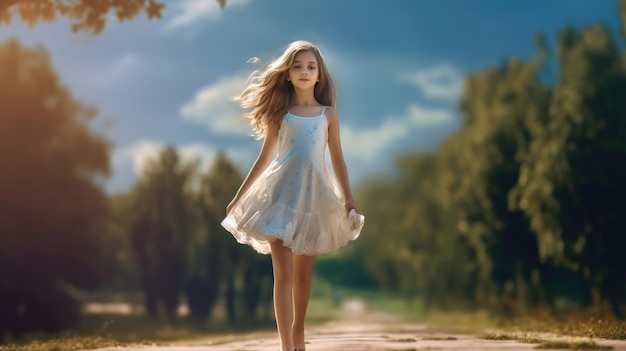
[322,105,336,114]
[322,106,339,123]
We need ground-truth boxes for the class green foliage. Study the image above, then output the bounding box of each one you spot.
[314,249,378,289]
[0,0,165,34]
[451,55,553,314]
[354,0,626,318]
[357,152,476,309]
[104,193,143,291]
[0,38,112,338]
[509,24,626,315]
[124,151,273,326]
[0,37,112,288]
[356,176,402,289]
[129,146,197,323]
[0,0,228,34]
[187,153,272,324]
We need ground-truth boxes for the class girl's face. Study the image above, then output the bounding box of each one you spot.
[288,50,319,90]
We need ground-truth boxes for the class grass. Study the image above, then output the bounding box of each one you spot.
[479,331,616,349]
[504,315,626,340]
[337,289,426,321]
[0,313,270,350]
[481,332,543,343]
[0,320,124,351]
[482,333,516,340]
[335,288,621,351]
[0,293,344,351]
[339,289,626,341]
[519,333,544,344]
[386,337,417,342]
[421,336,458,340]
[0,336,121,351]
[2,288,625,350]
[535,340,613,349]
[304,292,344,324]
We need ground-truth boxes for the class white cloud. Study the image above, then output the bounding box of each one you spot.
[180,73,252,136]
[164,0,253,32]
[316,43,358,83]
[178,143,218,172]
[406,104,453,125]
[341,104,453,160]
[341,119,407,161]
[97,53,147,88]
[110,101,452,191]
[404,64,464,102]
[113,139,253,179]
[114,140,165,177]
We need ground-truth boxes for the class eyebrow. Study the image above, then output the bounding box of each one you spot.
[293,60,317,64]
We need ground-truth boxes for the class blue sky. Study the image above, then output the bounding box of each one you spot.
[1,0,622,194]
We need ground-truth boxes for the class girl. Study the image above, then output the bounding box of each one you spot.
[222,40,364,351]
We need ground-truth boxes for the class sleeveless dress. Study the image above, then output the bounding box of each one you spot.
[221,107,365,255]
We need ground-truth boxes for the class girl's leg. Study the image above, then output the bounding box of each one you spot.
[270,240,295,351]
[292,253,315,350]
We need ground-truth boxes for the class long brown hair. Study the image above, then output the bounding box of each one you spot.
[236,40,336,139]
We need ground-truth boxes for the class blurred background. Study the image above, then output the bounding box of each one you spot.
[1,0,626,345]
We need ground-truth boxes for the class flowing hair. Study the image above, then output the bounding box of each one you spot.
[236,40,336,139]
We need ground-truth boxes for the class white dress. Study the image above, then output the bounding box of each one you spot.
[221,107,364,255]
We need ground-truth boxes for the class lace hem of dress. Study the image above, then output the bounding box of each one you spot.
[221,202,364,255]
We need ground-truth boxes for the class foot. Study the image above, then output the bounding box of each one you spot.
[293,328,305,351]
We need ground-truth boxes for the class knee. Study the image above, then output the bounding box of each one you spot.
[293,270,311,287]
[273,267,293,285]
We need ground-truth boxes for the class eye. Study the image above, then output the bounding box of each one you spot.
[308,66,316,70]
[293,65,301,69]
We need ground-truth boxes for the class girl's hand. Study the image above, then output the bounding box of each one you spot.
[226,199,237,215]
[345,201,359,215]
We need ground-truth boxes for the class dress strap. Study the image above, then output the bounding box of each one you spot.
[320,106,328,115]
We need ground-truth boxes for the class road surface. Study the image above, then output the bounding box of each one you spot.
[88,300,626,351]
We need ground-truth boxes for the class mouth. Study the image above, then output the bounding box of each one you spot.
[299,78,309,81]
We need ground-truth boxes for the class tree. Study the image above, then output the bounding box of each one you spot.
[449,55,553,314]
[355,150,477,310]
[129,146,196,324]
[356,2,626,318]
[105,193,143,292]
[187,153,272,324]
[509,24,626,316]
[0,0,227,34]
[185,153,240,324]
[0,38,112,337]
[397,151,478,309]
[357,176,404,291]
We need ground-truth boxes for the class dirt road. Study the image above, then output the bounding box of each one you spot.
[88,300,626,351]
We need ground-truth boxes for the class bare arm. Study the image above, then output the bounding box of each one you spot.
[326,107,359,214]
[226,123,279,214]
